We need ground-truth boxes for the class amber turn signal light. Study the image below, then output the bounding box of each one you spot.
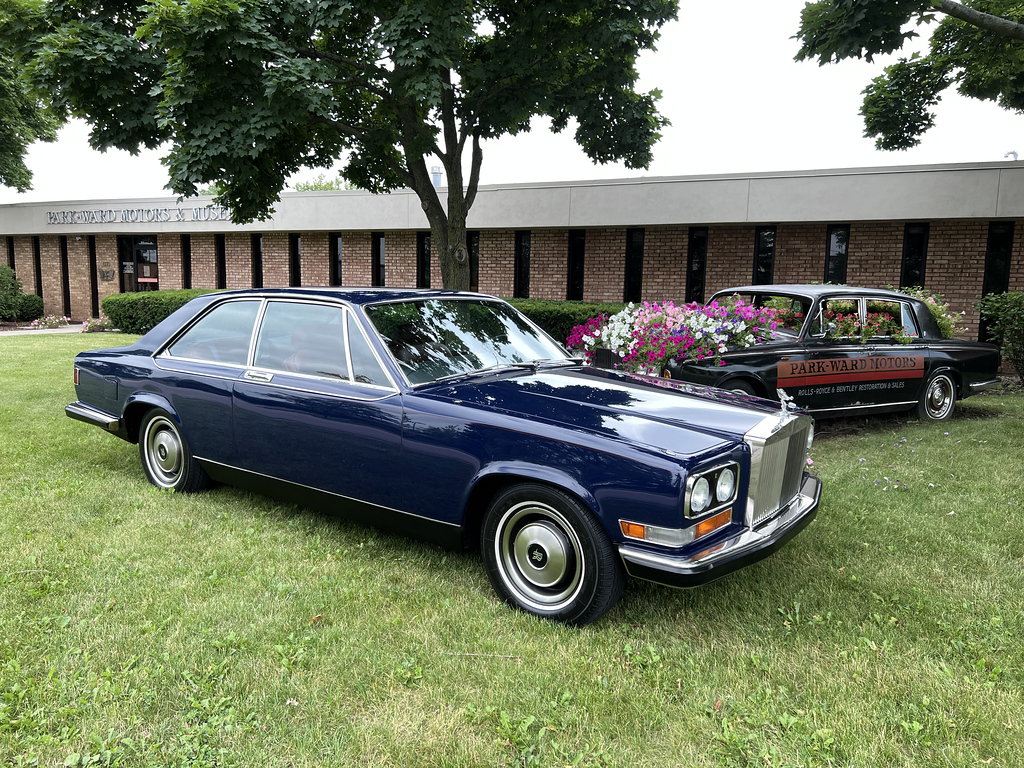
[694,508,732,540]
[620,521,646,539]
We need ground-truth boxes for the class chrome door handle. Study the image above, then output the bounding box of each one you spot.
[244,370,274,382]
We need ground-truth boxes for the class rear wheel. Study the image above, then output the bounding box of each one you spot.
[139,408,210,492]
[481,483,623,626]
[916,373,956,421]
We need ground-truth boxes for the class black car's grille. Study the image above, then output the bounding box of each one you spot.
[744,414,812,528]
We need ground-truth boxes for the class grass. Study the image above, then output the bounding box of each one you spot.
[1,333,1022,768]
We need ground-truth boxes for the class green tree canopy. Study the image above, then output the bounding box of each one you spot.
[795,0,1024,151]
[0,1,58,191]
[6,0,676,288]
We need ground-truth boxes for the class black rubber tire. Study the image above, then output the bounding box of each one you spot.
[724,380,757,396]
[481,483,624,626]
[915,372,957,421]
[138,408,211,493]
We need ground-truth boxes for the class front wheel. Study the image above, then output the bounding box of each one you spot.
[481,484,624,626]
[139,408,210,492]
[916,372,957,421]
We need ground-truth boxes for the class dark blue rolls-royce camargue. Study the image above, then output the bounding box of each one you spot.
[67,288,821,625]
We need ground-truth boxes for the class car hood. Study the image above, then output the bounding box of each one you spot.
[425,366,784,459]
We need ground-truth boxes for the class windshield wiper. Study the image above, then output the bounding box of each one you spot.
[428,362,535,385]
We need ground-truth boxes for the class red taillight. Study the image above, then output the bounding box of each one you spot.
[74,367,79,386]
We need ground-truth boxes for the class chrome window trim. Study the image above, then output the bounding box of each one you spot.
[155,296,265,362]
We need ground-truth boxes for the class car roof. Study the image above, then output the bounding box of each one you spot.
[211,286,495,306]
[710,284,916,302]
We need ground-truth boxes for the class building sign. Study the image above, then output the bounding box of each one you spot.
[46,205,233,226]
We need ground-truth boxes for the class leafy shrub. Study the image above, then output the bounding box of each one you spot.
[507,298,625,346]
[81,314,113,333]
[977,291,1024,378]
[29,314,69,329]
[894,286,966,339]
[0,264,22,321]
[17,292,44,321]
[102,289,215,334]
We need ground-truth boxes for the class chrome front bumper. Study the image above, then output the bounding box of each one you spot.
[618,473,822,588]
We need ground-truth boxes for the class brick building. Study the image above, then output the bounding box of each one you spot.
[2,161,1022,341]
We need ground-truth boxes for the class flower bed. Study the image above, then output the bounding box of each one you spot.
[567,300,778,374]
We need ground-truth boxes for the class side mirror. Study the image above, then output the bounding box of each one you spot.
[825,321,838,337]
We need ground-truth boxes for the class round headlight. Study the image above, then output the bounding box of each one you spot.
[691,477,711,514]
[716,468,736,502]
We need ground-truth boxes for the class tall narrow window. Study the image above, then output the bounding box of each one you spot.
[417,231,431,288]
[467,231,480,292]
[32,236,42,297]
[215,234,227,289]
[753,226,776,286]
[900,223,929,288]
[686,227,709,303]
[59,237,71,318]
[825,224,849,284]
[88,236,99,318]
[251,234,264,289]
[514,231,530,298]
[371,232,386,287]
[328,232,342,286]
[181,235,192,289]
[289,233,302,287]
[624,228,644,303]
[979,221,1015,342]
[567,229,585,300]
[6,236,14,271]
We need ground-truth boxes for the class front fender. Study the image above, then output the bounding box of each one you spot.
[466,461,599,514]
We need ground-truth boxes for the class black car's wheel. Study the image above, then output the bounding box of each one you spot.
[481,483,624,626]
[139,408,210,492]
[724,380,757,396]
[916,372,957,421]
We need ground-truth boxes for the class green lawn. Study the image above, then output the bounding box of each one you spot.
[1,333,1022,767]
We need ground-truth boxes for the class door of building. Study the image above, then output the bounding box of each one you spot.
[118,236,159,292]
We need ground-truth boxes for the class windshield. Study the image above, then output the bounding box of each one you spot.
[711,292,812,337]
[366,298,569,385]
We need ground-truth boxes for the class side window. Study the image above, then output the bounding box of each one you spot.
[811,298,860,338]
[166,300,261,365]
[347,313,391,387]
[254,301,349,380]
[865,300,917,338]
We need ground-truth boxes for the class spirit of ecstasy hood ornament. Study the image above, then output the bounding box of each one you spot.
[777,388,794,414]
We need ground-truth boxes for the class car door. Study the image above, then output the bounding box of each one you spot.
[155,298,263,466]
[231,299,406,512]
[777,296,875,413]
[860,297,928,407]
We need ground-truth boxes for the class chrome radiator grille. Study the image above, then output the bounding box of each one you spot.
[744,413,812,528]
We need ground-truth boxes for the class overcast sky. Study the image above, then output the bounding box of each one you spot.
[2,0,1020,205]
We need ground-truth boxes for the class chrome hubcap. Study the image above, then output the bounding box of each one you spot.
[513,521,569,588]
[145,416,183,487]
[926,378,953,418]
[496,501,584,611]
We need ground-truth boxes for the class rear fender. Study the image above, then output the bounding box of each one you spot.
[122,392,177,444]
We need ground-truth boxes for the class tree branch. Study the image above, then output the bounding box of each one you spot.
[932,0,1024,41]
